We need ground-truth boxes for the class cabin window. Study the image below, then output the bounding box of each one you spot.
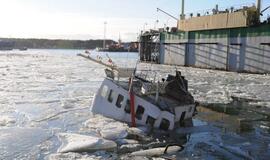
[108,89,115,103]
[124,100,131,113]
[116,94,124,108]
[160,118,170,131]
[101,85,108,98]
[180,111,186,121]
[146,116,156,127]
[136,105,145,120]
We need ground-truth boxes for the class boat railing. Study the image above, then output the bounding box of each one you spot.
[78,53,136,80]
[136,69,159,83]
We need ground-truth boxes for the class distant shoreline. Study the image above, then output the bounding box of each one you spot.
[0,38,116,50]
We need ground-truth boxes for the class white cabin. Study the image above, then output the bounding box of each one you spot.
[91,78,195,131]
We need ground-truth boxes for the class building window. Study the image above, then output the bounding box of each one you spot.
[136,105,145,120]
[146,116,156,127]
[101,85,108,98]
[116,94,124,108]
[107,89,115,103]
[124,100,131,114]
[160,118,170,131]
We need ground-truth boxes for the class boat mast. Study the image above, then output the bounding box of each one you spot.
[103,21,107,49]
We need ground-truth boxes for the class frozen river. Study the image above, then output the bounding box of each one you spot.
[0,49,269,159]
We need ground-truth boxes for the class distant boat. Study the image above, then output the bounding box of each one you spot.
[19,47,28,51]
[96,47,109,52]
[96,46,137,53]
[96,37,138,53]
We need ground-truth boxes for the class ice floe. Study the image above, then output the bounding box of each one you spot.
[116,139,139,145]
[130,146,182,157]
[100,128,128,141]
[57,133,117,153]
[47,151,116,160]
[83,115,129,140]
[0,115,16,126]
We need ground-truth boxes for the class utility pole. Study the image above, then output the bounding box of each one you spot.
[257,0,261,22]
[257,0,261,13]
[143,23,148,32]
[103,21,107,49]
[180,0,185,20]
[154,20,159,30]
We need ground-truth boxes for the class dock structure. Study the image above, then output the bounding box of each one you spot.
[139,30,160,63]
[139,2,270,74]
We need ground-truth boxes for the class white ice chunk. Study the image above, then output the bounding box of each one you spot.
[116,139,139,145]
[83,115,129,140]
[48,151,116,160]
[0,115,16,126]
[127,127,149,136]
[130,146,182,157]
[58,133,117,153]
[100,128,128,141]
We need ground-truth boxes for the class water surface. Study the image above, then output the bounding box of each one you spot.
[0,49,269,159]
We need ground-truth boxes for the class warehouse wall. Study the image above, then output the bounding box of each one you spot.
[160,32,188,66]
[160,24,270,74]
[178,7,258,31]
[178,11,248,31]
[228,25,270,73]
[187,29,228,70]
[243,36,270,73]
[163,44,186,65]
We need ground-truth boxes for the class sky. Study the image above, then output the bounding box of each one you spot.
[0,0,269,41]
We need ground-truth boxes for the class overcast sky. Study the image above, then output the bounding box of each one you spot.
[0,0,269,41]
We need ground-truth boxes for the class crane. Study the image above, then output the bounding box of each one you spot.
[157,8,179,21]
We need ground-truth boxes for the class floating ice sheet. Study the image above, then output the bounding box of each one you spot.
[83,115,129,140]
[57,133,117,153]
[130,146,182,157]
[0,115,16,127]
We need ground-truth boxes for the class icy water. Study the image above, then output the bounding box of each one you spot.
[0,49,269,160]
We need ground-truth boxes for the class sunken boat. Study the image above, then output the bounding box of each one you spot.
[78,53,196,131]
